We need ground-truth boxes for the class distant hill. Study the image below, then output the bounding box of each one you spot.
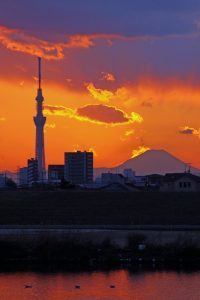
[94,149,200,177]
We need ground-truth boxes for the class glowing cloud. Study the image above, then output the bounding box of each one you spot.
[66,34,95,48]
[131,146,150,158]
[0,117,6,122]
[45,123,56,129]
[125,129,134,136]
[44,104,143,126]
[86,83,114,103]
[0,24,197,60]
[0,25,64,60]
[179,126,200,137]
[102,72,116,82]
[77,104,143,125]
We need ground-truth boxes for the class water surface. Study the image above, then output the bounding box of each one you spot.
[0,269,199,300]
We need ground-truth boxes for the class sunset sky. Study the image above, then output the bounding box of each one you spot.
[1,0,200,171]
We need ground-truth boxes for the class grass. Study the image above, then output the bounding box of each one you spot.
[0,190,199,225]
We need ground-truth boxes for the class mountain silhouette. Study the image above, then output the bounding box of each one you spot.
[95,149,200,177]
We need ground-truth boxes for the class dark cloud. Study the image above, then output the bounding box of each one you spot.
[77,104,142,125]
[44,104,143,125]
[179,126,199,136]
[77,104,128,124]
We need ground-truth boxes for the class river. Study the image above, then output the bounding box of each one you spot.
[0,269,199,299]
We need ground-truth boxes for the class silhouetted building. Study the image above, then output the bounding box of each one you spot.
[64,151,93,184]
[124,169,135,180]
[27,158,38,186]
[133,175,147,187]
[147,174,164,189]
[19,167,28,186]
[0,173,6,188]
[161,173,200,192]
[48,165,64,184]
[101,173,125,185]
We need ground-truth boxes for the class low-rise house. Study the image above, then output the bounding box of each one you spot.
[147,174,164,189]
[101,173,125,185]
[161,173,200,192]
[48,165,64,185]
[0,174,6,188]
[133,175,147,188]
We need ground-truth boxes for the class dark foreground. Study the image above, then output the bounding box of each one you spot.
[0,190,200,268]
[0,190,200,225]
[0,234,200,268]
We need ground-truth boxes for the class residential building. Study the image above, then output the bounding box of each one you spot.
[133,175,147,188]
[101,173,125,185]
[124,169,135,182]
[27,158,38,186]
[0,173,6,188]
[48,165,64,184]
[147,174,164,189]
[64,151,93,184]
[161,173,200,192]
[19,167,28,186]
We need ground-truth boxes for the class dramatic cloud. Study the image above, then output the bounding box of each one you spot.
[131,146,150,158]
[179,126,200,137]
[125,129,135,137]
[44,104,143,126]
[86,83,114,102]
[0,25,64,60]
[1,24,197,61]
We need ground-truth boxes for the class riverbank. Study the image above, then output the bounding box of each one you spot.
[0,233,200,269]
[0,190,200,225]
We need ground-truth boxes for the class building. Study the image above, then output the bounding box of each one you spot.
[19,167,28,186]
[161,173,200,192]
[48,165,64,184]
[147,174,164,189]
[133,175,147,188]
[0,173,6,188]
[33,57,46,182]
[124,169,135,181]
[27,158,38,186]
[64,151,93,184]
[101,173,125,185]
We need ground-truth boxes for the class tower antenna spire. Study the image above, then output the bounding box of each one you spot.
[38,57,41,89]
[34,57,46,182]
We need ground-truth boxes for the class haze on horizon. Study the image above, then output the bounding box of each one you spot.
[1,0,200,171]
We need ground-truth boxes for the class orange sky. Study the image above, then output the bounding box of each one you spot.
[1,23,200,171]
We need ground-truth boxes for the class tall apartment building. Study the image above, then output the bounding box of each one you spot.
[27,158,38,186]
[64,151,93,184]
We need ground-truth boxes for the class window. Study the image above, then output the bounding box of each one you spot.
[179,182,182,188]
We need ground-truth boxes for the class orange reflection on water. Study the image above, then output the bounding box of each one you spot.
[0,270,199,300]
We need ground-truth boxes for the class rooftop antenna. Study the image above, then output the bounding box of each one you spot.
[38,57,42,90]
[185,163,191,173]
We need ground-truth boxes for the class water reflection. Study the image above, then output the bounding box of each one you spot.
[0,269,199,300]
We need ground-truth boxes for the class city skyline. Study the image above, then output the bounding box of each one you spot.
[1,0,200,172]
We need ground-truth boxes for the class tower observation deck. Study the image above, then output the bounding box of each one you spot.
[33,57,46,181]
